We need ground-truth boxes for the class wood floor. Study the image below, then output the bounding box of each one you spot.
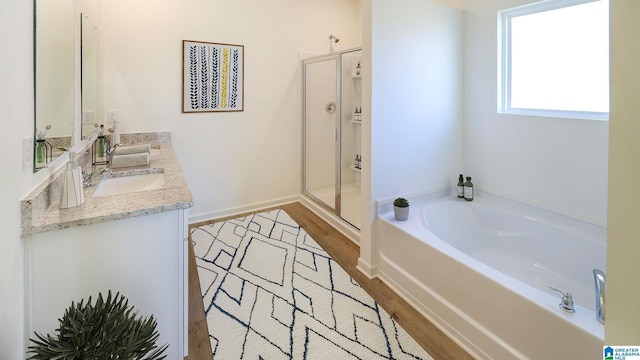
[185,202,473,360]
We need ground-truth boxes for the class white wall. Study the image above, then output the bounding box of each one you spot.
[1,0,35,357]
[463,1,609,225]
[606,0,640,345]
[370,0,463,197]
[99,0,362,221]
[359,0,464,272]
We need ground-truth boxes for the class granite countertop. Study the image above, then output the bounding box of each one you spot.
[21,135,193,236]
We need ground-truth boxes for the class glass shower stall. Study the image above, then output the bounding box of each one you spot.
[302,48,362,229]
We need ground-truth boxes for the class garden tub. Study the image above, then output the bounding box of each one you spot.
[376,193,606,359]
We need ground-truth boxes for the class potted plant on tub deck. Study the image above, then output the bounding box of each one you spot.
[393,197,410,221]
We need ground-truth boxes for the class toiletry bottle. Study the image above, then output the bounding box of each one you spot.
[464,176,474,201]
[96,135,106,162]
[60,151,85,208]
[457,174,464,198]
[112,120,121,145]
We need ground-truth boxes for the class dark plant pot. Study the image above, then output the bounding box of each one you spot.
[394,205,410,221]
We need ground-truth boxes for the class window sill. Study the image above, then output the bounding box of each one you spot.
[499,107,609,121]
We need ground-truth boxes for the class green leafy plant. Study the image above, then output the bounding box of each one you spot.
[393,197,409,208]
[28,291,168,360]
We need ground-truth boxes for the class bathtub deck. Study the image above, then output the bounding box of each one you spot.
[187,202,474,360]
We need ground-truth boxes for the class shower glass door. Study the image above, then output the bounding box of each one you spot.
[303,56,339,210]
[339,49,362,228]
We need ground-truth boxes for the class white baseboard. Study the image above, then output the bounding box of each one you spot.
[188,194,361,246]
[188,195,300,224]
[356,257,377,280]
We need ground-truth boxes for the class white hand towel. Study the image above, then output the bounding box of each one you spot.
[113,144,152,156]
[111,152,150,169]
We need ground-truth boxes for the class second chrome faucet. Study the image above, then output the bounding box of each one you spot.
[593,269,606,324]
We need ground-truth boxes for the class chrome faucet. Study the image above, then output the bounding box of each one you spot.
[82,167,108,187]
[549,286,575,313]
[107,143,122,158]
[593,269,606,324]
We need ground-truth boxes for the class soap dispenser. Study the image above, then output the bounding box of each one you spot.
[111,120,121,146]
[60,151,85,208]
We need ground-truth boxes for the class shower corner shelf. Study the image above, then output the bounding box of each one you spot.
[351,119,362,124]
[352,74,362,79]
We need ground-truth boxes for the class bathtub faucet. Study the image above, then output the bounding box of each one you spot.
[593,269,606,324]
[549,286,575,313]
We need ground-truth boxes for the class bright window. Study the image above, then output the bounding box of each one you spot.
[498,0,609,120]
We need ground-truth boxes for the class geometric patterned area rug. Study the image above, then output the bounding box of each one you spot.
[190,209,434,359]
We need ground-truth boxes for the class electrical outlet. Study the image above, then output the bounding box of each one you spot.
[23,136,33,170]
[83,110,94,124]
[107,109,118,123]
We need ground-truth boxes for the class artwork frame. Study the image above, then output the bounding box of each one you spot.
[182,40,244,113]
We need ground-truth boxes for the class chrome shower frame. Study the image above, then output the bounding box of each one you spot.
[301,47,362,225]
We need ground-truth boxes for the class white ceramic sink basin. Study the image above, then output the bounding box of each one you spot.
[92,173,166,197]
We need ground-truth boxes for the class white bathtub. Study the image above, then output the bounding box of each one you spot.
[376,192,606,359]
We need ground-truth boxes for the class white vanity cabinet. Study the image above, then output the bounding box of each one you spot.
[26,209,189,359]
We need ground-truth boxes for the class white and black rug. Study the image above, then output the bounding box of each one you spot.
[191,209,433,360]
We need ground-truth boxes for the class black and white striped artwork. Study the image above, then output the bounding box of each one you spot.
[183,40,244,112]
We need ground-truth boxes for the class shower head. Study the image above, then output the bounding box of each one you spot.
[329,34,340,43]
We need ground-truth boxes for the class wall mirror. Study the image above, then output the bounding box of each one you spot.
[81,14,99,140]
[34,0,75,171]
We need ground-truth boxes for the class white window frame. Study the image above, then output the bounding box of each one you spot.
[498,0,609,121]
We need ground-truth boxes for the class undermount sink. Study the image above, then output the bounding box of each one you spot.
[92,173,166,197]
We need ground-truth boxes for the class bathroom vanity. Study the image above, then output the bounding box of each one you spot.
[21,133,193,359]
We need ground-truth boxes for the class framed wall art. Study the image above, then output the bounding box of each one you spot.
[183,40,244,113]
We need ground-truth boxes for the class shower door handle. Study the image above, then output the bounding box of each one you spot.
[325,101,336,114]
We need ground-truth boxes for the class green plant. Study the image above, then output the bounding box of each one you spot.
[393,197,409,208]
[28,291,168,360]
